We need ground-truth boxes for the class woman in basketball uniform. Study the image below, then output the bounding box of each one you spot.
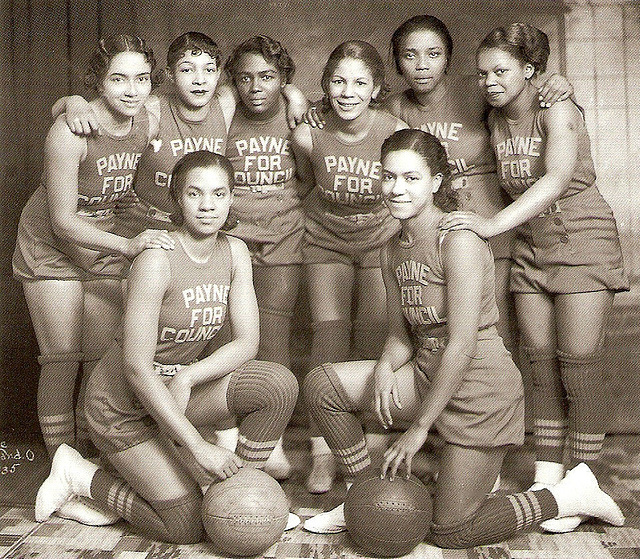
[54,32,308,236]
[220,36,307,479]
[35,150,300,543]
[291,40,406,493]
[440,23,628,533]
[12,35,171,470]
[301,128,625,545]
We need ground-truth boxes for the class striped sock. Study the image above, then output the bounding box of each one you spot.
[558,350,607,466]
[303,363,371,478]
[522,347,567,463]
[37,352,83,457]
[430,489,558,549]
[90,470,202,544]
[226,360,298,468]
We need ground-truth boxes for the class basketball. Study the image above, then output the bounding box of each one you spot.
[202,468,289,556]
[344,473,433,557]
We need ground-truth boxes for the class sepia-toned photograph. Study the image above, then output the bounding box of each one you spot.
[1,0,639,557]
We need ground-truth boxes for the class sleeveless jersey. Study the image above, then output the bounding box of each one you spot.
[154,233,232,365]
[385,77,495,177]
[65,108,149,213]
[225,102,299,215]
[489,101,596,201]
[308,110,399,216]
[386,228,498,365]
[134,94,228,212]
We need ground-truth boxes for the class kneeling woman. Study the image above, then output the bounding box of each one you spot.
[35,151,299,544]
[302,129,623,547]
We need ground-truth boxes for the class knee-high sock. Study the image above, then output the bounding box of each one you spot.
[430,489,558,549]
[522,347,567,464]
[90,470,203,544]
[310,320,351,369]
[303,363,370,477]
[558,349,607,466]
[352,318,388,361]
[226,360,298,468]
[258,306,293,368]
[37,352,83,457]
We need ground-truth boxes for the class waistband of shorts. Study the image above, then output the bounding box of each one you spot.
[416,324,498,351]
[138,199,173,223]
[76,207,114,219]
[451,173,495,190]
[153,362,183,376]
[328,211,377,223]
[234,183,286,193]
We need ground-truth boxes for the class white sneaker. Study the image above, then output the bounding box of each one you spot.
[303,503,346,534]
[306,453,336,494]
[549,463,625,527]
[35,444,82,522]
[285,512,301,531]
[57,496,120,526]
[540,514,585,533]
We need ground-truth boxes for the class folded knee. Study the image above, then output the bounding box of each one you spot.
[153,492,204,544]
[429,517,477,549]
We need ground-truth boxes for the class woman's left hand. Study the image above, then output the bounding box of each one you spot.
[381,423,430,481]
[285,95,310,129]
[438,211,499,239]
[168,372,192,415]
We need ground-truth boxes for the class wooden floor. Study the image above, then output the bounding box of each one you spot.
[1,429,640,559]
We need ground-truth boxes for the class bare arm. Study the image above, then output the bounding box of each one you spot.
[290,123,316,198]
[440,100,580,238]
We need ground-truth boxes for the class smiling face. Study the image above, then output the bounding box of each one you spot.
[476,47,534,108]
[100,51,152,118]
[178,166,233,238]
[233,52,283,117]
[327,57,380,121]
[381,149,442,221]
[398,29,448,95]
[170,50,220,109]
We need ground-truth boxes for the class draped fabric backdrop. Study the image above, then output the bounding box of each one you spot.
[2,0,638,436]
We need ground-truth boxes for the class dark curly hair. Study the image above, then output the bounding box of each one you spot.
[381,128,457,213]
[84,34,162,91]
[320,40,390,112]
[168,151,235,226]
[225,35,295,85]
[390,15,454,75]
[167,32,222,71]
[478,23,550,76]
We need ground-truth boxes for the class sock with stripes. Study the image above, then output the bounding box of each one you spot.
[310,320,352,369]
[303,363,371,478]
[522,347,567,464]
[226,360,298,468]
[430,489,558,549]
[558,349,608,467]
[37,352,83,457]
[90,470,203,544]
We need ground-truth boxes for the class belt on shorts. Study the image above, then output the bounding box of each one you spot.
[76,207,114,219]
[139,200,173,223]
[418,336,448,352]
[234,183,285,193]
[153,362,183,377]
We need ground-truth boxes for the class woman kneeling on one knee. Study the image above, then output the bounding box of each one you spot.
[35,150,299,544]
[302,128,624,548]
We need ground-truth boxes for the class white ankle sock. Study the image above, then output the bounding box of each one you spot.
[534,460,564,485]
[310,436,332,456]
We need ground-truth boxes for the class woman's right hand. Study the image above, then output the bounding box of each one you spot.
[373,360,402,430]
[192,440,243,480]
[65,97,100,136]
[126,229,175,259]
